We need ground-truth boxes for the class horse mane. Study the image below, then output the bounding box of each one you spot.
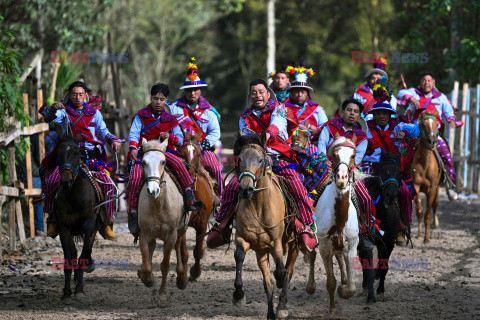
[326,136,355,158]
[234,133,262,156]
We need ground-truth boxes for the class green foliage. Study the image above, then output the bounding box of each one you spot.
[0,15,31,185]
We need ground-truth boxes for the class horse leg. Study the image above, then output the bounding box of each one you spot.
[256,250,275,320]
[338,248,356,300]
[233,238,250,306]
[158,234,176,306]
[414,187,424,239]
[175,233,188,290]
[424,190,434,244]
[430,189,439,229]
[138,231,154,287]
[305,249,316,295]
[335,252,347,286]
[377,237,394,300]
[359,249,375,304]
[190,221,206,281]
[75,218,95,295]
[272,240,289,319]
[59,230,74,300]
[85,229,97,273]
[321,253,336,313]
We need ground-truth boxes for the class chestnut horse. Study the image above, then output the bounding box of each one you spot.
[233,132,299,320]
[290,127,311,153]
[137,138,189,305]
[179,130,216,281]
[309,135,362,314]
[411,109,441,243]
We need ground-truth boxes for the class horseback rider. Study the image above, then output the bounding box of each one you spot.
[397,72,460,200]
[126,83,201,237]
[283,59,328,155]
[206,78,318,251]
[353,58,398,119]
[361,78,419,246]
[269,65,290,103]
[170,57,223,197]
[317,98,376,251]
[39,81,120,240]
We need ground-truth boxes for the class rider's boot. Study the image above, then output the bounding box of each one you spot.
[292,217,318,252]
[447,188,458,201]
[396,230,407,246]
[128,209,140,237]
[206,210,235,249]
[99,218,116,240]
[185,187,203,211]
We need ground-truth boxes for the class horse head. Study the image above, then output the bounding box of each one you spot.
[328,134,356,190]
[234,131,268,199]
[376,150,402,207]
[142,137,168,198]
[291,127,311,153]
[57,127,82,191]
[419,109,439,150]
[180,129,203,177]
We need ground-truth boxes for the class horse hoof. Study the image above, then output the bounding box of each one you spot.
[306,282,316,295]
[188,275,198,282]
[232,295,246,307]
[276,308,289,319]
[61,295,72,303]
[431,216,439,229]
[176,278,188,290]
[377,292,385,302]
[366,298,376,305]
[157,294,167,308]
[416,233,424,239]
[424,239,430,244]
[337,285,355,299]
[74,292,86,301]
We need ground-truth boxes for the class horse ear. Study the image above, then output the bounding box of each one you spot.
[142,137,148,146]
[159,138,168,151]
[351,134,357,144]
[260,131,268,148]
[194,128,203,142]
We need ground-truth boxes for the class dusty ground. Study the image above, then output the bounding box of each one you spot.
[1,189,480,320]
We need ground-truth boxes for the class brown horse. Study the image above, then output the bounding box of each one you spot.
[179,130,216,281]
[411,109,441,243]
[233,132,298,320]
[290,127,311,153]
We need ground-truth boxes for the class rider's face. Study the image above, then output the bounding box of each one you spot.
[420,75,435,94]
[373,109,391,127]
[150,93,167,113]
[342,103,361,126]
[290,88,308,106]
[368,73,381,88]
[69,87,86,108]
[272,73,289,90]
[185,88,201,104]
[250,84,270,109]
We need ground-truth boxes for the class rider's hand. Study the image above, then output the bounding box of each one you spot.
[265,132,271,142]
[409,97,420,107]
[298,123,309,131]
[448,119,456,129]
[111,140,121,153]
[394,131,406,140]
[130,148,138,160]
[159,132,170,141]
[52,102,66,110]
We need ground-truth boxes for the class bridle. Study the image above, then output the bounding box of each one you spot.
[182,140,201,177]
[142,148,166,186]
[419,115,438,150]
[291,127,311,153]
[59,142,80,182]
[236,144,270,191]
[329,142,356,184]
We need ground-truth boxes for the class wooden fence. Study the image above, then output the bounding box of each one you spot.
[445,81,480,193]
[0,89,49,252]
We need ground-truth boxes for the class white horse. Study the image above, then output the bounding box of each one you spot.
[309,135,361,313]
[137,138,190,305]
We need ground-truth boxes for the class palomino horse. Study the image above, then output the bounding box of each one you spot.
[361,150,403,304]
[233,132,299,320]
[411,109,441,243]
[137,138,189,305]
[311,135,360,313]
[290,127,311,153]
[179,130,216,281]
[54,131,100,300]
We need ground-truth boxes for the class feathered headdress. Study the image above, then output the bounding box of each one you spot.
[368,76,397,114]
[269,64,288,79]
[286,58,315,93]
[180,57,208,90]
[365,57,389,80]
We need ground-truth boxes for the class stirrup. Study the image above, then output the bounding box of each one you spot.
[99,224,116,241]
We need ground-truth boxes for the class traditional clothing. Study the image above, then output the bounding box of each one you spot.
[127,106,194,211]
[39,102,118,218]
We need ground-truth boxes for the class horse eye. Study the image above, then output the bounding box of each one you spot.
[259,158,263,163]
[161,160,166,165]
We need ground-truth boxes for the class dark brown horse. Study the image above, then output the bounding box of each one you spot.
[179,130,216,281]
[53,131,104,300]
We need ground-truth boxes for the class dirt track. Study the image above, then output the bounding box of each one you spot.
[1,190,480,320]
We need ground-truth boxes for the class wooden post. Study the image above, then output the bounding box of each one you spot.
[449,81,459,153]
[23,94,36,238]
[458,83,469,190]
[37,89,46,233]
[8,145,16,251]
[476,84,480,192]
